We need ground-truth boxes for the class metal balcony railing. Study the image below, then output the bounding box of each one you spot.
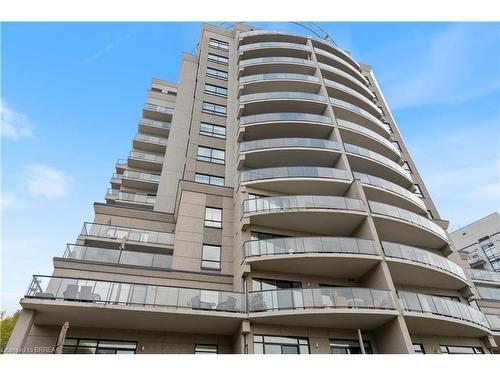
[62,244,172,270]
[249,287,395,312]
[80,222,174,246]
[243,195,364,214]
[398,291,490,329]
[25,275,245,313]
[244,237,378,258]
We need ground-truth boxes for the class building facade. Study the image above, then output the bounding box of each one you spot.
[6,23,500,354]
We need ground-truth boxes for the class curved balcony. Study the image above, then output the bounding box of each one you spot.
[120,170,161,190]
[353,171,426,214]
[238,42,312,60]
[244,237,380,278]
[399,291,491,337]
[238,138,341,169]
[132,133,168,153]
[60,244,173,270]
[324,79,382,118]
[242,195,366,235]
[80,222,174,250]
[239,91,327,116]
[345,143,413,188]
[127,151,164,172]
[105,189,156,208]
[248,287,397,330]
[22,275,245,335]
[337,119,400,161]
[382,241,469,289]
[239,73,321,95]
[315,47,366,85]
[331,98,390,137]
[319,63,374,100]
[239,57,317,76]
[369,201,449,249]
[238,112,334,140]
[240,166,350,195]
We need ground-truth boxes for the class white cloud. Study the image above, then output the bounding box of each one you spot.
[25,164,73,199]
[380,24,500,110]
[0,192,29,211]
[0,100,35,140]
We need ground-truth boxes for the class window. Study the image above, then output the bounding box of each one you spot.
[209,38,229,51]
[440,345,484,354]
[194,173,225,186]
[63,338,137,354]
[253,335,309,354]
[202,244,221,270]
[205,207,222,228]
[150,87,162,93]
[250,232,286,241]
[402,161,412,173]
[330,339,372,354]
[252,278,303,310]
[208,53,228,65]
[194,344,218,354]
[412,343,425,354]
[200,122,226,139]
[413,184,424,198]
[207,67,228,80]
[197,146,225,164]
[204,83,228,98]
[202,101,227,116]
[392,140,402,151]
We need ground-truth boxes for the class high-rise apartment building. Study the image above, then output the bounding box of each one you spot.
[6,23,500,354]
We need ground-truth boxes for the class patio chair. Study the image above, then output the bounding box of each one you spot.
[63,284,79,300]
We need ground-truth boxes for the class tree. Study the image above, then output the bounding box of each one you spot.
[0,310,21,354]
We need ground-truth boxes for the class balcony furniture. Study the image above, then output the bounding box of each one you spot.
[63,285,79,300]
[190,295,216,310]
[79,286,93,301]
[216,296,238,312]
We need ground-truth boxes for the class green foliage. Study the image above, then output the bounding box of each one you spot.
[0,311,21,354]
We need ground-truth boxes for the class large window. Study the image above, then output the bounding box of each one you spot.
[205,207,222,228]
[194,173,225,186]
[202,101,227,116]
[200,122,226,139]
[197,146,225,164]
[330,339,372,354]
[440,345,484,354]
[208,53,228,65]
[412,343,425,354]
[202,244,221,270]
[63,338,136,354]
[194,344,218,354]
[207,67,228,80]
[204,83,228,98]
[253,335,309,354]
[482,242,500,271]
[209,38,229,51]
[252,278,302,310]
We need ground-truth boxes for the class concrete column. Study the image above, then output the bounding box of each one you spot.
[5,309,36,354]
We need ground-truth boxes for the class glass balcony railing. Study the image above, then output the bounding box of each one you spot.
[240,166,348,184]
[249,287,395,312]
[337,119,399,156]
[129,151,165,163]
[319,63,373,96]
[315,48,365,81]
[239,73,320,84]
[369,201,448,240]
[123,170,161,183]
[466,269,500,283]
[240,91,326,104]
[345,143,412,181]
[330,97,389,133]
[80,222,174,246]
[239,56,317,68]
[353,172,424,209]
[106,189,156,205]
[398,291,490,329]
[240,138,340,153]
[139,118,171,130]
[239,112,333,126]
[62,244,173,270]
[476,286,500,301]
[143,103,174,114]
[244,237,378,258]
[239,42,312,52]
[325,81,381,115]
[486,314,500,331]
[134,133,168,145]
[382,241,466,280]
[243,195,364,214]
[25,275,245,313]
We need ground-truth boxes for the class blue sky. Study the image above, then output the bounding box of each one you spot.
[1,22,499,315]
